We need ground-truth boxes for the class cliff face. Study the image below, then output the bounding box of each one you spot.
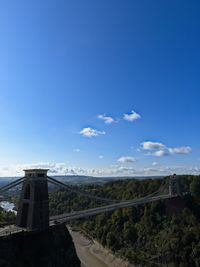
[0,223,81,267]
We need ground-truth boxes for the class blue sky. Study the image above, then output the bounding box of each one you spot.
[0,0,200,176]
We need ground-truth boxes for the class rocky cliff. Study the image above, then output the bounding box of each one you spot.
[0,223,80,267]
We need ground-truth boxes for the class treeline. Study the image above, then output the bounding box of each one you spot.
[49,176,167,216]
[1,175,200,266]
[0,207,16,226]
[49,175,200,267]
[74,196,200,266]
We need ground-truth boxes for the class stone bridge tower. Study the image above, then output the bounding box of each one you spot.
[169,174,181,196]
[16,169,49,230]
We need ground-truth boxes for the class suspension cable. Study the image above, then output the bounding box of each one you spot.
[47,176,118,203]
[0,177,24,193]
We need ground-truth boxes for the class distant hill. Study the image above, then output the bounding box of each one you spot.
[0,175,164,187]
[47,175,164,185]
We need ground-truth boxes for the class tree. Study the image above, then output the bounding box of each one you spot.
[190,177,200,197]
[106,232,117,249]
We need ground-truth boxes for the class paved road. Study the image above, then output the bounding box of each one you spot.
[50,194,176,223]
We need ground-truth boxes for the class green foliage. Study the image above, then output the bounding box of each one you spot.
[48,175,200,266]
[0,207,16,225]
[190,176,200,197]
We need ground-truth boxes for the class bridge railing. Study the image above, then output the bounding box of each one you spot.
[50,193,175,223]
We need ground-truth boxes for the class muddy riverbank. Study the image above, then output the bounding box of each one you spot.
[69,228,135,267]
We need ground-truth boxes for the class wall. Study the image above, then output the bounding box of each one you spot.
[0,223,80,267]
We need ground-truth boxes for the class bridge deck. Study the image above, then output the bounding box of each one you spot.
[50,194,177,223]
[0,225,27,237]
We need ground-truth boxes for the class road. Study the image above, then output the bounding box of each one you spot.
[50,194,175,223]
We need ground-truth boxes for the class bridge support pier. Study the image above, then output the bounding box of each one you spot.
[16,169,49,230]
[169,174,181,196]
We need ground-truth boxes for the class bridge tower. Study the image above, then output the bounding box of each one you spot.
[169,174,181,196]
[16,169,49,230]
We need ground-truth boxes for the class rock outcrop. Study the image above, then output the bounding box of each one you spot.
[0,223,80,267]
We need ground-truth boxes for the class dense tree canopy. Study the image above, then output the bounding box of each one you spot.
[48,175,200,266]
[2,175,200,266]
[0,207,16,225]
[190,177,200,197]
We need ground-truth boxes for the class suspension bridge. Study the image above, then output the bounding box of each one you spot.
[0,169,181,231]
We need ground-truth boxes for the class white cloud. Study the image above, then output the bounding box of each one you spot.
[79,127,106,138]
[98,114,115,124]
[141,141,166,151]
[73,148,81,152]
[123,110,141,122]
[0,162,200,177]
[141,141,192,157]
[116,167,136,174]
[169,146,192,155]
[117,156,137,164]
[152,150,170,157]
[152,162,159,166]
[99,155,104,159]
